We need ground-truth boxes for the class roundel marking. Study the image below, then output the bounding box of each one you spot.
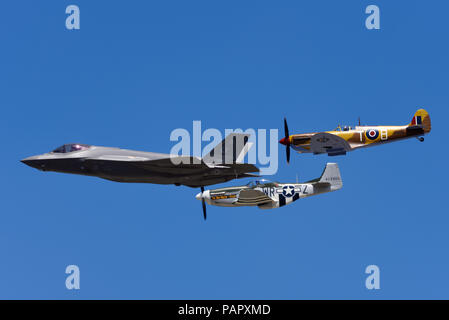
[365,129,379,140]
[282,185,295,198]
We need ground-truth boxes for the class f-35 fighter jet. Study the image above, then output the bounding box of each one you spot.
[21,133,259,191]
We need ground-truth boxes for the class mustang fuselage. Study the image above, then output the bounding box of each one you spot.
[196,163,342,210]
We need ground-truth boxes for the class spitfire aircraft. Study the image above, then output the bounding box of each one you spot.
[21,133,259,202]
[195,163,342,216]
[279,109,431,161]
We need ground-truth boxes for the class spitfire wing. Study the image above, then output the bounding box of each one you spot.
[236,189,273,205]
[310,133,352,155]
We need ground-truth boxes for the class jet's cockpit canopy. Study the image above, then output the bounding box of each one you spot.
[246,179,276,188]
[52,143,90,153]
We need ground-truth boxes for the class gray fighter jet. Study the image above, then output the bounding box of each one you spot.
[21,133,259,218]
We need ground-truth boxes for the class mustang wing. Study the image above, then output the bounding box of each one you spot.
[310,133,352,155]
[236,189,273,205]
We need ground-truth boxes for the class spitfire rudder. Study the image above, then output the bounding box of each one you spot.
[409,109,431,133]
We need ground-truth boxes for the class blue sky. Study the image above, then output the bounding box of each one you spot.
[1,0,448,299]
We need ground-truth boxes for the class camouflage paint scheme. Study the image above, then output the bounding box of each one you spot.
[196,163,342,210]
[281,109,431,156]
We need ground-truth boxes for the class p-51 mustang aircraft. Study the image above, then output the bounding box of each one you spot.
[279,109,431,162]
[21,133,259,192]
[196,163,342,217]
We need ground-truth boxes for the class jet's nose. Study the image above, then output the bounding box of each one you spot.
[21,156,45,170]
[195,192,203,201]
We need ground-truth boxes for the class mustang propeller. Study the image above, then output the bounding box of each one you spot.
[200,186,207,220]
[279,117,291,164]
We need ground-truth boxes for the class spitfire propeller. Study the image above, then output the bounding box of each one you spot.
[279,117,291,164]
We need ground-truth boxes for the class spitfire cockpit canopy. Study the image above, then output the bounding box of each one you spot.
[335,125,353,131]
[52,143,90,153]
[246,179,277,187]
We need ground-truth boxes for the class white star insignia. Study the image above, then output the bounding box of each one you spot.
[284,186,293,196]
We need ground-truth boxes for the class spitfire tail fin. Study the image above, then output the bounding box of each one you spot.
[318,163,342,191]
[409,109,431,133]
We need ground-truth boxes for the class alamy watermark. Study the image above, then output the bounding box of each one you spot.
[365,5,380,30]
[65,265,80,290]
[169,121,279,175]
[365,265,380,290]
[65,5,80,30]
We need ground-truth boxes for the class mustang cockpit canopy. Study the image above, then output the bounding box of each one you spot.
[246,179,277,188]
[52,143,90,153]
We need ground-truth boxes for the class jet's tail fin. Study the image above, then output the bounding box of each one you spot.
[408,109,431,133]
[318,163,342,191]
[202,133,254,165]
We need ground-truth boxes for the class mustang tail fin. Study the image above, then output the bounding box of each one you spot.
[318,163,342,191]
[409,109,431,133]
[202,133,254,164]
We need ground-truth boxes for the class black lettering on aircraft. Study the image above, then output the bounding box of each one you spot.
[301,185,308,194]
[262,187,275,198]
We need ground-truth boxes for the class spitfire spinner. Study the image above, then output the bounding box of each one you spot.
[196,163,342,216]
[280,109,431,162]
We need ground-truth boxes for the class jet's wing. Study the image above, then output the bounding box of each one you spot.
[83,156,259,179]
[226,163,259,173]
[86,154,198,164]
[310,133,352,155]
[83,156,210,174]
[236,189,273,205]
[132,158,260,174]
